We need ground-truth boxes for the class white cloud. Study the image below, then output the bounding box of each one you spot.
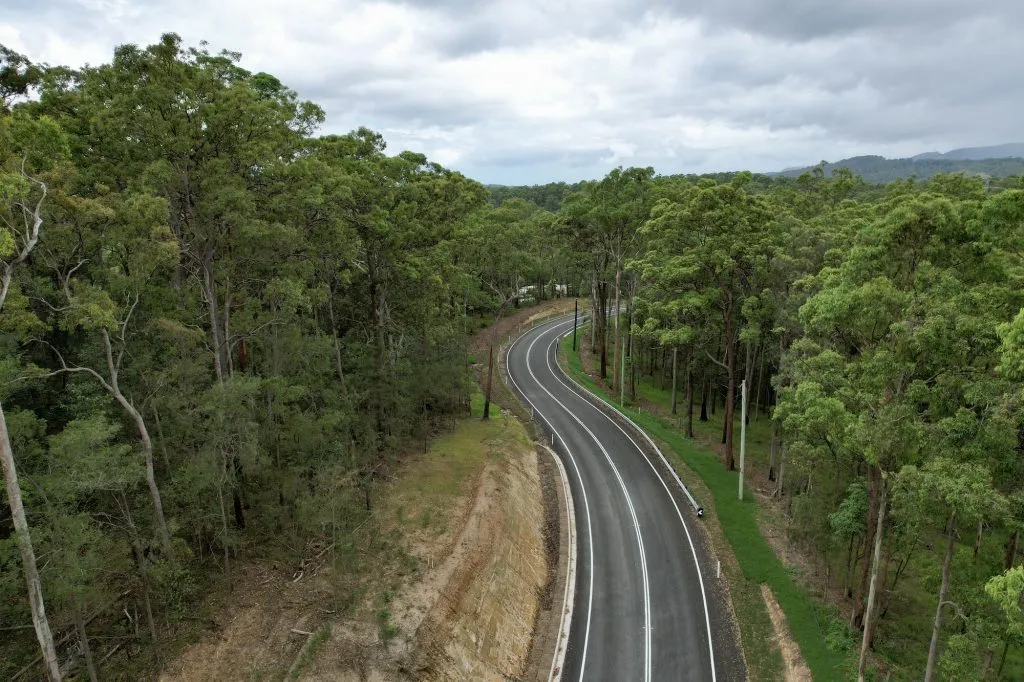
[4,0,1024,183]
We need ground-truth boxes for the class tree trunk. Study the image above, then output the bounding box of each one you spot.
[857,481,887,681]
[973,520,983,561]
[223,284,234,378]
[775,439,786,498]
[101,332,174,559]
[483,342,495,420]
[700,373,709,422]
[203,259,226,383]
[768,419,779,481]
[218,459,232,580]
[754,342,766,422]
[721,406,728,445]
[670,346,679,415]
[1,402,62,682]
[844,533,857,597]
[598,283,608,379]
[743,340,755,426]
[1005,530,1020,570]
[723,303,736,469]
[627,295,636,401]
[612,268,621,394]
[75,606,98,682]
[853,467,882,629]
[121,495,159,652]
[590,279,597,352]
[327,295,347,387]
[232,453,245,530]
[880,539,915,619]
[685,353,694,438]
[924,510,957,682]
[152,405,171,473]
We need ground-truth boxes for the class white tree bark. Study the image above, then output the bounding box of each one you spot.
[858,480,887,681]
[1,402,63,681]
[0,172,61,680]
[924,510,957,682]
[48,318,174,559]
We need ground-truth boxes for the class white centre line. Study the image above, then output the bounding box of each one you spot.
[544,322,718,682]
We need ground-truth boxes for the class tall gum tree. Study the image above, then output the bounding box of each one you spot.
[0,110,68,682]
[641,173,777,468]
[785,186,1022,666]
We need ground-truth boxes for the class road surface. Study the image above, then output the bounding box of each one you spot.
[507,316,738,681]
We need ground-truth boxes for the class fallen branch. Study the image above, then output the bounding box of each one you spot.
[10,589,133,681]
[99,642,123,664]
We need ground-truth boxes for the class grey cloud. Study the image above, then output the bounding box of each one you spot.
[4,0,1024,183]
[670,0,1023,42]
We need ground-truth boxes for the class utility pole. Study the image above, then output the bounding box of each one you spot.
[572,298,578,351]
[738,379,748,501]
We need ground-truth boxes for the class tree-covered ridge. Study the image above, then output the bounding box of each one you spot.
[486,181,584,212]
[780,154,1024,184]
[1,35,576,680]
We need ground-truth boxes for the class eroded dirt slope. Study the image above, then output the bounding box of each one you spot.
[162,402,547,682]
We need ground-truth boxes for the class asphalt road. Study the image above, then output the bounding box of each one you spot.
[507,316,735,682]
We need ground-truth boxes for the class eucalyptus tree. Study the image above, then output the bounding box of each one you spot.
[558,167,653,387]
[896,458,1006,681]
[0,109,69,682]
[461,198,539,418]
[782,186,1023,677]
[559,184,612,376]
[641,173,777,468]
[44,33,324,384]
[591,167,654,394]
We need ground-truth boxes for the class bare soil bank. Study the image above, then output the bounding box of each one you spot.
[162,406,548,681]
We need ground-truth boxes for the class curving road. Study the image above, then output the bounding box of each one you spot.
[507,315,736,682]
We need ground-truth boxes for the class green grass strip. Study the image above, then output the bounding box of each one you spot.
[559,333,844,680]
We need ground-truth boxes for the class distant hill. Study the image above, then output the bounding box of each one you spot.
[911,143,1024,161]
[779,147,1024,184]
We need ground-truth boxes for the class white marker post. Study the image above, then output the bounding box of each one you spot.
[738,379,747,501]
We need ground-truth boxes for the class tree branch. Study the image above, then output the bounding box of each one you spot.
[34,339,115,395]
[704,348,728,371]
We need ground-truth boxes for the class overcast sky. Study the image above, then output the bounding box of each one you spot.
[3,1,1023,184]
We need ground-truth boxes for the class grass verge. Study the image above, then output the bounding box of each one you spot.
[560,331,845,680]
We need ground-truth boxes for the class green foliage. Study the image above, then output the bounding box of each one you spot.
[998,308,1024,380]
[986,567,1024,639]
[0,33,503,677]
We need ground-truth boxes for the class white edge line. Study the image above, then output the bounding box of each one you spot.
[545,443,577,682]
[547,326,719,682]
[530,324,653,682]
[503,316,592,682]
